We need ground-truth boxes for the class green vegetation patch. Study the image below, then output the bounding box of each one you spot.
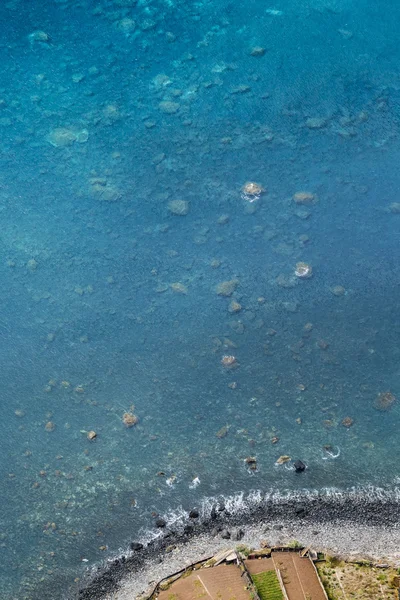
[252,571,283,600]
[287,539,303,550]
[236,544,252,557]
[316,560,399,600]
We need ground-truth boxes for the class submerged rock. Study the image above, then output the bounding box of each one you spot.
[305,117,328,129]
[294,262,313,279]
[170,282,188,294]
[89,178,121,202]
[250,46,266,56]
[241,182,264,197]
[46,127,89,147]
[216,424,230,438]
[168,199,190,215]
[228,300,242,313]
[388,202,400,214]
[159,101,180,114]
[331,285,346,296]
[216,279,239,297]
[220,355,237,368]
[375,391,396,411]
[122,412,139,427]
[28,30,51,45]
[116,18,136,34]
[293,191,317,205]
[276,455,291,465]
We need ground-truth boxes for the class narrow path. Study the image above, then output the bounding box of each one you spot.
[335,572,348,600]
[291,555,307,599]
[197,573,214,600]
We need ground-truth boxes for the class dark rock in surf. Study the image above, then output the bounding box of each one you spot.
[155,517,166,528]
[221,529,231,539]
[189,508,199,519]
[184,524,194,535]
[294,460,306,473]
[232,527,244,541]
[295,505,307,517]
[129,542,143,551]
[163,530,173,538]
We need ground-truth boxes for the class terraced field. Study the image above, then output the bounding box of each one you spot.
[252,571,283,600]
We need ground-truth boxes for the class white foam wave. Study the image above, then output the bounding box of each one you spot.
[122,484,400,560]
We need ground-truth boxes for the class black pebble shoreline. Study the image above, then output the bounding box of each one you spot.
[72,493,400,600]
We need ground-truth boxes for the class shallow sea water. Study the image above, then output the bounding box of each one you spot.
[0,0,400,597]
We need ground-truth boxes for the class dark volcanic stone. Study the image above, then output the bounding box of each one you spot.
[163,530,173,538]
[295,505,307,517]
[294,460,306,473]
[221,529,231,539]
[129,542,143,551]
[232,528,244,541]
[211,506,217,520]
[211,526,222,536]
[189,508,199,519]
[155,517,166,528]
[184,524,194,534]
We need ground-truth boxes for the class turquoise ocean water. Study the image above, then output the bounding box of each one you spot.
[0,0,400,597]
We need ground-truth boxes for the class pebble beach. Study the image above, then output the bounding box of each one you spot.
[76,490,400,599]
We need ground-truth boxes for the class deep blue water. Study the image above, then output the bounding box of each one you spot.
[0,0,400,597]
